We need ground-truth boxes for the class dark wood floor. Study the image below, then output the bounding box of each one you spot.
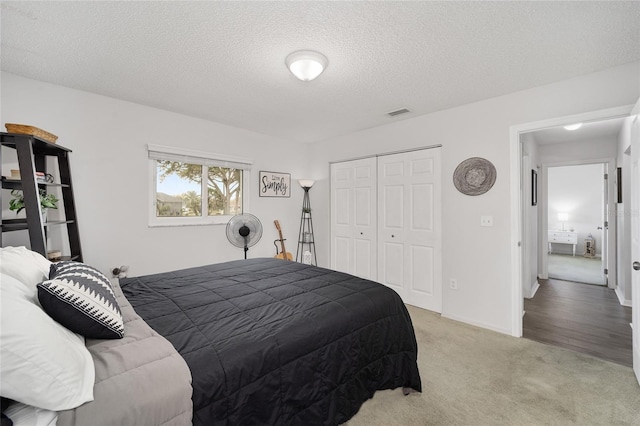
[523,278,632,367]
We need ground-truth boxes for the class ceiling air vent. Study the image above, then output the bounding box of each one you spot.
[387,108,411,117]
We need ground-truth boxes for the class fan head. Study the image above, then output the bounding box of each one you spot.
[226,213,263,250]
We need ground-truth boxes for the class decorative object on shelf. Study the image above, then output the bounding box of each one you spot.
[35,172,55,183]
[5,123,58,144]
[453,157,497,196]
[47,250,62,261]
[9,188,58,216]
[10,169,20,179]
[296,179,317,266]
[226,213,263,259]
[259,171,291,197]
[531,169,538,206]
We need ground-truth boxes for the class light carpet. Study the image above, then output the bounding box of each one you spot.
[346,305,640,425]
[547,253,604,285]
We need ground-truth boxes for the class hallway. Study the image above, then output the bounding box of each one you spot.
[523,278,632,367]
[547,253,605,285]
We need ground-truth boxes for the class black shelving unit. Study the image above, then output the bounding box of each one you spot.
[1,133,82,261]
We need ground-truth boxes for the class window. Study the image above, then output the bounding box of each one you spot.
[148,144,251,226]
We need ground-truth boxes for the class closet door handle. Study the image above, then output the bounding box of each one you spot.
[634,261,640,271]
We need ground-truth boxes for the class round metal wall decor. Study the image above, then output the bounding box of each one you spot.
[453,157,497,196]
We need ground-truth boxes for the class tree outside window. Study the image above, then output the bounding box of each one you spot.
[156,161,242,217]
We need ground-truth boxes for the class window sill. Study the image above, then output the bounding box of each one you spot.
[149,216,233,227]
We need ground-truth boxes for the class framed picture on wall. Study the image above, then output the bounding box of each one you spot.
[259,171,291,197]
[531,169,537,206]
[617,167,622,203]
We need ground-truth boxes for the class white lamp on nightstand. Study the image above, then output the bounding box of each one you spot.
[557,212,569,231]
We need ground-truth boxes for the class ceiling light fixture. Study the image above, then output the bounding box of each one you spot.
[285,50,328,82]
[564,123,583,131]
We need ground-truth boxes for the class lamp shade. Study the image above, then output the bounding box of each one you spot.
[286,51,328,81]
[557,212,569,222]
[298,179,315,189]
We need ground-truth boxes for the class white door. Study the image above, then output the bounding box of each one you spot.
[377,148,442,312]
[630,99,640,384]
[330,158,377,280]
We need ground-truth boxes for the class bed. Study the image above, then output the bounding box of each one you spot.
[119,258,421,425]
[56,275,193,426]
[1,247,420,425]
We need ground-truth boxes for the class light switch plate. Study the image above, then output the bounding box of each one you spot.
[480,216,493,227]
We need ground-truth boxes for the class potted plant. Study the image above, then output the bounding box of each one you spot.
[9,188,58,220]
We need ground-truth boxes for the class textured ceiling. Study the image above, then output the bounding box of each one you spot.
[2,1,640,144]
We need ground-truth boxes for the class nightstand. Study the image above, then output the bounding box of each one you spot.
[548,230,578,256]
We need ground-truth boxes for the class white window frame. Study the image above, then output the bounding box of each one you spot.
[148,144,252,227]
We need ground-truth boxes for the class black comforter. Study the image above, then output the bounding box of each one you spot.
[120,258,421,425]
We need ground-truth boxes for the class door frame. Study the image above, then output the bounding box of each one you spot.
[509,104,634,337]
[541,159,616,288]
[630,99,640,385]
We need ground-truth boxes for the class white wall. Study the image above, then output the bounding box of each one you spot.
[308,61,639,334]
[1,72,308,277]
[538,136,618,163]
[547,164,604,256]
[617,117,633,305]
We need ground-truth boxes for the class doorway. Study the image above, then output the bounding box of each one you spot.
[511,106,634,366]
[547,163,607,286]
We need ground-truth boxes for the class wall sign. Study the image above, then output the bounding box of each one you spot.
[259,171,291,197]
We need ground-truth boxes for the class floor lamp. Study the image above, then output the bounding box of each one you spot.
[296,179,317,266]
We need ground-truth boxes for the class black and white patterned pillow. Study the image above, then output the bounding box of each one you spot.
[37,261,124,339]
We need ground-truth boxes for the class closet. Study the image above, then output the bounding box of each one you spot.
[330,147,442,312]
[331,157,377,280]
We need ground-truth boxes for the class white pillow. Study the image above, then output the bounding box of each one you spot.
[0,273,95,411]
[3,401,58,426]
[0,246,51,295]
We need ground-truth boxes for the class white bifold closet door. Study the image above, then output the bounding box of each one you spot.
[378,149,442,313]
[330,148,442,313]
[330,157,377,280]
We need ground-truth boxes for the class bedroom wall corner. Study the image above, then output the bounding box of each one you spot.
[0,72,310,276]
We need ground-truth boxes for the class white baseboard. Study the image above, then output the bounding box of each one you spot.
[615,287,632,307]
[528,280,540,299]
[441,312,512,336]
